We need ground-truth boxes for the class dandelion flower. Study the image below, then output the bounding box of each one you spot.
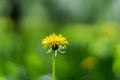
[42,33,68,56]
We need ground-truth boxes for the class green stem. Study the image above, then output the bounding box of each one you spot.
[52,51,56,80]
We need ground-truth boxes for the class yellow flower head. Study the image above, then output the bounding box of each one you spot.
[42,33,68,54]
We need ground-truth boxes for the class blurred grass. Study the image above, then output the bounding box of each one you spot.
[1,17,120,80]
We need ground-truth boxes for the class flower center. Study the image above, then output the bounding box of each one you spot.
[52,44,58,51]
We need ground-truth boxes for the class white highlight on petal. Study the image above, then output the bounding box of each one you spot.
[47,48,52,54]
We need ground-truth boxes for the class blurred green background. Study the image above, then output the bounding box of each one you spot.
[0,0,120,80]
